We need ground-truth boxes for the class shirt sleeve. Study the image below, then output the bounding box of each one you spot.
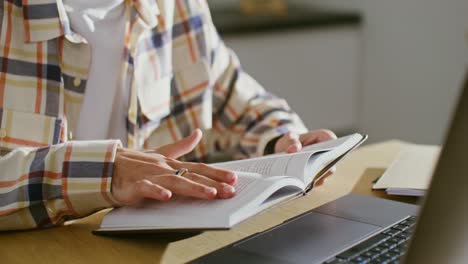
[0,140,120,231]
[200,4,308,159]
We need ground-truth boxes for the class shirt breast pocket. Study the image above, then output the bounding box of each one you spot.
[137,59,213,131]
[0,109,63,151]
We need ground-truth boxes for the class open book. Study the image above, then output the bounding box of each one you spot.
[95,134,367,234]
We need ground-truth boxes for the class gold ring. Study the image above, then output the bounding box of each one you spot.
[175,168,189,177]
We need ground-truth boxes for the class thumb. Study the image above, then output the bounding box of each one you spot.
[155,129,202,158]
[275,132,302,154]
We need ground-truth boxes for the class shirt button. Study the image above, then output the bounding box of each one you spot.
[73,77,81,87]
[0,128,6,138]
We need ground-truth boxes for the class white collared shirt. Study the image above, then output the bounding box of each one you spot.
[63,0,128,145]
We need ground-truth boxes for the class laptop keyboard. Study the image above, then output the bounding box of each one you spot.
[324,216,417,264]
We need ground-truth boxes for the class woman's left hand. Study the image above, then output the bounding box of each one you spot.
[274,129,338,184]
[274,129,337,154]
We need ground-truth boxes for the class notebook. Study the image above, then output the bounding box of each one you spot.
[373,144,440,196]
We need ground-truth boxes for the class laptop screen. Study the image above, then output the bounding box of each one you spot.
[403,72,468,264]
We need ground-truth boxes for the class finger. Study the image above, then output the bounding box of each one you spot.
[299,133,322,146]
[315,171,334,187]
[154,129,203,158]
[315,166,336,187]
[135,180,172,201]
[286,140,302,153]
[171,161,237,184]
[151,174,218,200]
[182,172,236,199]
[300,129,337,146]
[283,133,303,153]
[275,132,301,153]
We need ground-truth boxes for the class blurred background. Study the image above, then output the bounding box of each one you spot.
[208,0,468,144]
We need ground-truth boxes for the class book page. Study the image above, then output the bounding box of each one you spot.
[213,134,364,184]
[302,134,367,189]
[213,152,314,179]
[214,155,290,176]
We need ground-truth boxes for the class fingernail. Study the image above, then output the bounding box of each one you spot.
[205,187,217,196]
[287,144,300,153]
[161,190,172,199]
[223,184,235,194]
[228,173,237,182]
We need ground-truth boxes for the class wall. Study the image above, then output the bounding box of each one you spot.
[223,28,362,133]
[296,0,468,144]
[209,0,468,144]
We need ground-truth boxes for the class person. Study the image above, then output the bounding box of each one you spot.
[0,0,336,231]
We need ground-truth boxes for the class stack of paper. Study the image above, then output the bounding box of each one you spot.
[373,144,441,196]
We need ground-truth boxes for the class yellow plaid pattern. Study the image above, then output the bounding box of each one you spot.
[0,0,307,230]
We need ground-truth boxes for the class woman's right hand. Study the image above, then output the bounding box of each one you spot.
[111,129,238,206]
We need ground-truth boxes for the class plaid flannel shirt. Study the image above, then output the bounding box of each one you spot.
[0,0,307,230]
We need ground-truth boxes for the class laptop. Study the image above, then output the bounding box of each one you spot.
[192,72,468,264]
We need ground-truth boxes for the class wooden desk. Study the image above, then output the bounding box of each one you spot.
[0,141,418,264]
